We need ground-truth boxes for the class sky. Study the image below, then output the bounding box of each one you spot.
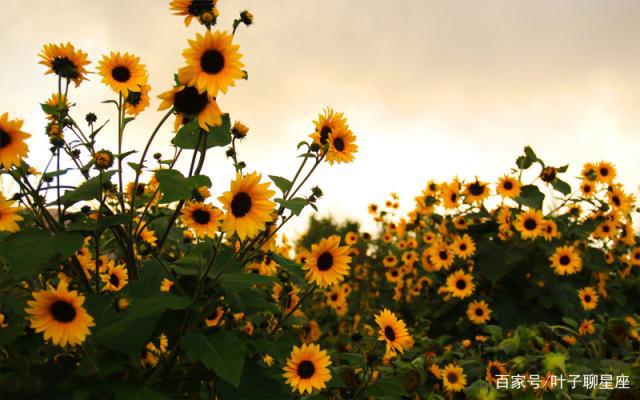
[1,0,639,237]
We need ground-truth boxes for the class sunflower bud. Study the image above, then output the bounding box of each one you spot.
[153,152,162,160]
[226,148,236,158]
[277,270,290,282]
[94,150,114,170]
[540,166,557,182]
[117,298,130,310]
[240,10,254,26]
[238,161,247,169]
[311,186,323,198]
[232,121,249,139]
[85,112,97,124]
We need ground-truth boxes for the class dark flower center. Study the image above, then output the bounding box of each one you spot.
[109,273,120,287]
[447,372,458,383]
[200,50,225,74]
[333,137,345,151]
[459,244,467,251]
[490,365,501,377]
[173,86,209,116]
[127,91,142,106]
[475,308,484,316]
[455,279,467,290]
[468,182,485,196]
[450,193,457,202]
[330,294,338,301]
[602,225,610,233]
[0,129,11,148]
[524,218,537,231]
[319,126,331,144]
[192,209,211,224]
[317,252,334,271]
[612,196,620,206]
[111,66,131,83]
[584,295,592,303]
[429,183,437,191]
[503,181,513,190]
[52,57,79,79]
[50,300,76,323]
[187,0,214,16]
[559,255,571,265]
[230,192,252,217]
[384,325,396,341]
[600,167,609,176]
[439,250,448,260]
[297,360,315,379]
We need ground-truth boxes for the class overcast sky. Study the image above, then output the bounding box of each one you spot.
[2,0,639,236]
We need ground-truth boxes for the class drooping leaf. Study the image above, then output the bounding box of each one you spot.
[59,171,116,207]
[181,331,246,387]
[515,185,545,209]
[268,175,292,194]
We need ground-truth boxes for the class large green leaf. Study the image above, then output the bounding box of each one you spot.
[217,272,275,294]
[216,359,289,399]
[0,230,84,279]
[155,169,211,203]
[171,114,231,149]
[59,171,116,207]
[515,185,545,209]
[365,374,408,398]
[181,331,246,387]
[268,175,292,194]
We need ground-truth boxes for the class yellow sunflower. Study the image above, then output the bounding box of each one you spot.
[158,79,222,132]
[273,283,301,315]
[324,285,346,310]
[445,270,475,299]
[464,178,490,203]
[170,0,218,27]
[441,363,467,392]
[125,84,151,115]
[303,235,351,288]
[179,30,244,96]
[467,300,491,324]
[181,202,223,239]
[428,240,454,271]
[204,306,225,328]
[283,343,332,394]
[100,263,129,292]
[98,52,147,96]
[25,281,95,347]
[160,278,174,292]
[38,42,90,86]
[540,220,559,241]
[375,308,413,354]
[141,333,169,368]
[0,193,23,232]
[485,360,508,384]
[595,161,616,183]
[310,108,349,147]
[440,179,461,209]
[0,112,30,169]
[218,172,276,240]
[325,127,357,164]
[578,287,598,310]
[496,175,521,198]
[580,180,595,197]
[549,246,582,276]
[452,234,476,259]
[514,209,544,240]
[578,319,596,336]
[44,93,70,121]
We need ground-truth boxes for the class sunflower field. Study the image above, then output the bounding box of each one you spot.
[0,2,639,400]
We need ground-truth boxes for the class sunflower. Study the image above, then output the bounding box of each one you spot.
[303,235,351,288]
[467,300,491,324]
[440,179,461,209]
[630,247,640,267]
[160,278,174,292]
[452,234,476,259]
[158,78,223,131]
[578,319,596,336]
[0,112,30,169]
[44,93,70,121]
[445,270,475,299]
[98,52,147,96]
[310,108,350,147]
[549,246,582,276]
[125,84,151,115]
[0,193,23,232]
[324,285,346,309]
[100,263,129,292]
[179,30,244,96]
[181,202,223,239]
[578,287,598,310]
[170,0,218,27]
[540,220,559,241]
[441,363,467,392]
[580,180,595,197]
[38,42,90,86]
[595,161,616,183]
[428,240,454,271]
[204,306,225,328]
[496,175,521,198]
[485,360,508,384]
[273,283,301,315]
[464,178,490,203]
[218,172,276,240]
[375,308,413,354]
[453,216,468,230]
[250,255,278,276]
[283,343,332,394]
[608,185,632,215]
[383,254,398,268]
[325,127,357,164]
[514,209,544,240]
[25,281,95,347]
[300,320,322,343]
[141,334,169,368]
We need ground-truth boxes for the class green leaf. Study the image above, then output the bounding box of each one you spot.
[268,175,293,194]
[218,272,275,294]
[171,114,231,149]
[515,185,545,209]
[181,331,246,387]
[275,197,308,216]
[216,359,289,399]
[552,179,571,196]
[365,374,408,398]
[42,168,70,180]
[0,230,84,279]
[59,171,116,207]
[40,103,65,116]
[155,169,211,203]
[524,146,538,162]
